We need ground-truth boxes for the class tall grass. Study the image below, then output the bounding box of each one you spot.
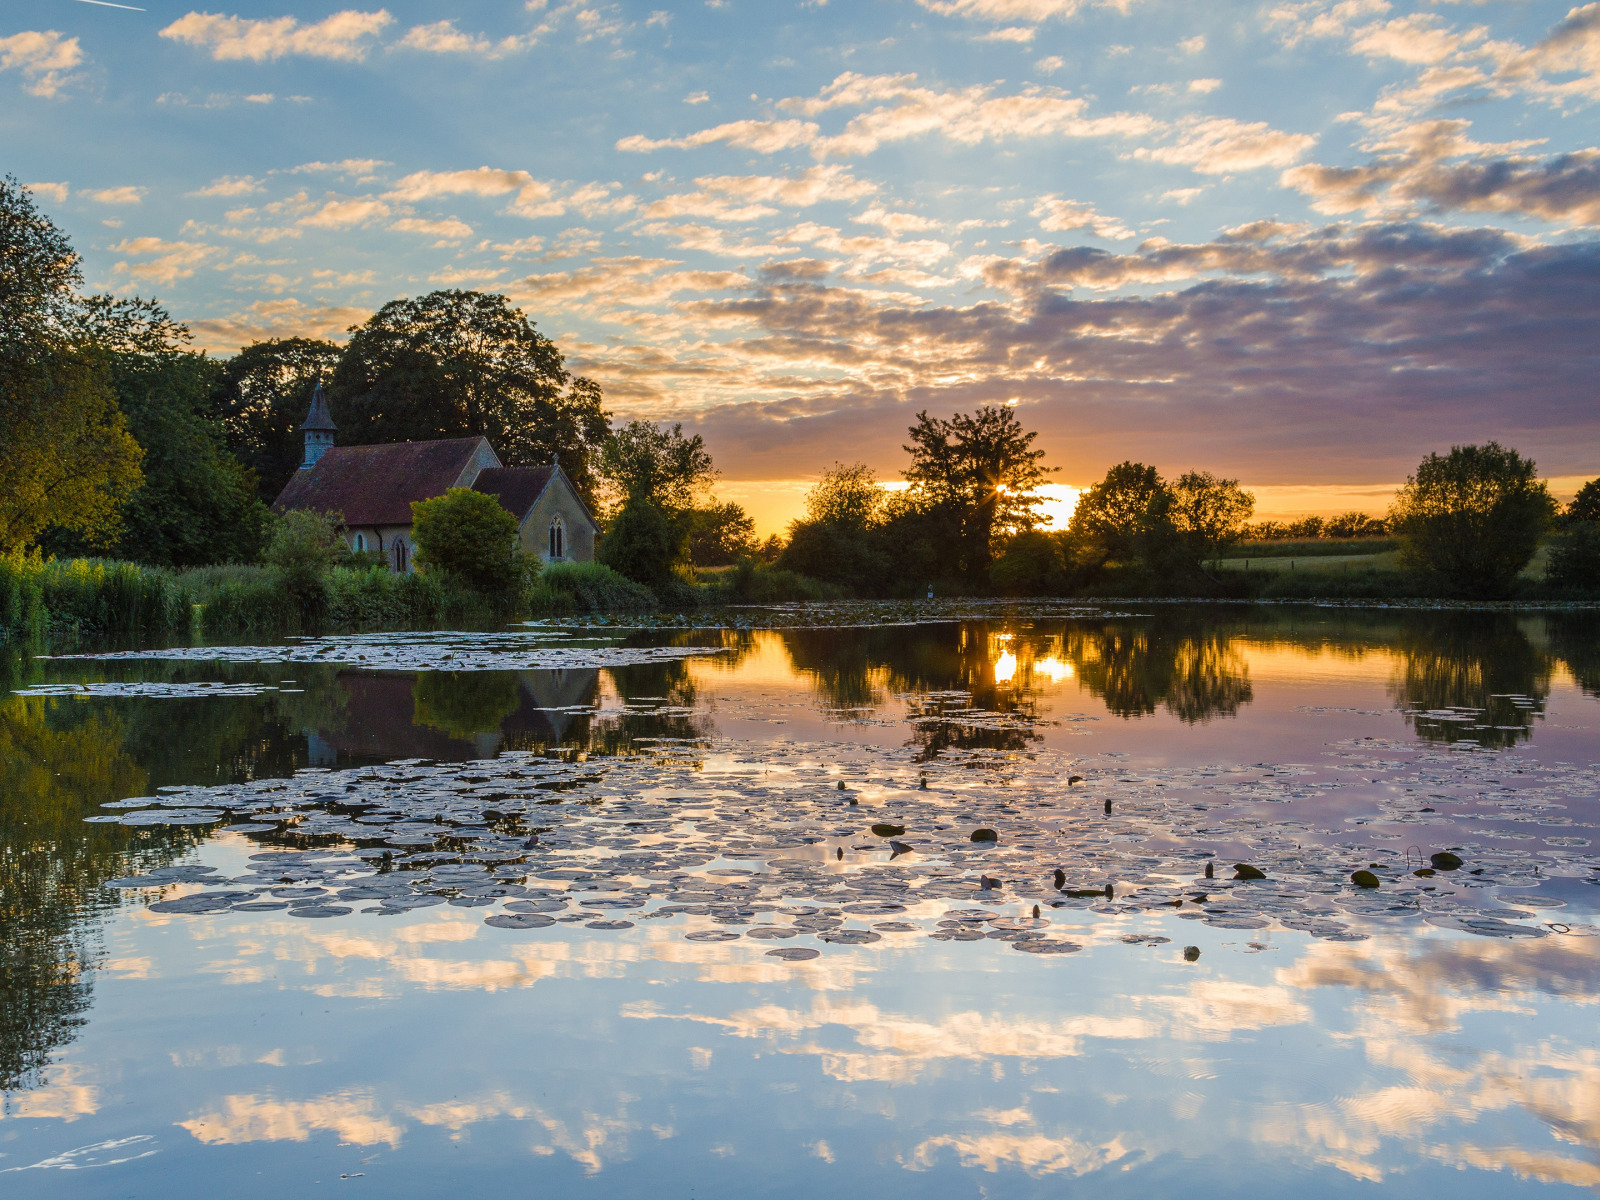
[0,553,527,646]
[528,561,657,615]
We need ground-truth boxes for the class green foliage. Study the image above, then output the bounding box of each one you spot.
[1390,442,1555,599]
[0,181,145,553]
[989,531,1067,595]
[685,501,757,567]
[410,487,522,597]
[600,420,716,510]
[1067,462,1167,572]
[413,671,522,739]
[599,496,686,590]
[779,519,892,595]
[804,462,884,531]
[264,508,343,614]
[716,559,842,603]
[1568,478,1600,524]
[1165,471,1256,571]
[528,560,656,614]
[210,337,342,501]
[1546,522,1600,591]
[331,290,610,505]
[903,405,1053,582]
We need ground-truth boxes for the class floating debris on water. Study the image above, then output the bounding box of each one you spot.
[85,723,1600,949]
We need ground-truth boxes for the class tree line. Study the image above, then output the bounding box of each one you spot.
[0,178,759,574]
[3,177,1595,606]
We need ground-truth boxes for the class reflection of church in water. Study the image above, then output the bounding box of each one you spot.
[305,668,600,766]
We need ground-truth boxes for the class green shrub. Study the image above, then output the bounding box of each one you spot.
[529,561,656,615]
[264,509,342,614]
[599,497,685,590]
[1546,523,1600,592]
[715,559,841,603]
[411,488,522,597]
[990,531,1066,596]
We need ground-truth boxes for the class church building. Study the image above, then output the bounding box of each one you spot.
[272,385,599,572]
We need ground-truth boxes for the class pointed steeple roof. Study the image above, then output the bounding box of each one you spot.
[300,382,337,432]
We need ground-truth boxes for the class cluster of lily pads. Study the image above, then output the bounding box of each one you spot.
[47,630,726,672]
[522,598,1136,633]
[15,681,281,698]
[91,721,1599,951]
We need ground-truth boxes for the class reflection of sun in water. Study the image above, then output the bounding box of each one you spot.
[994,652,1018,683]
[1036,656,1073,683]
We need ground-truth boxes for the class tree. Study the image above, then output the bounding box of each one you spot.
[1390,442,1555,599]
[264,508,342,613]
[1546,523,1600,591]
[411,487,522,596]
[331,290,611,504]
[40,298,268,567]
[1568,478,1600,524]
[0,179,143,552]
[210,337,342,501]
[1166,472,1255,573]
[599,419,716,512]
[989,531,1065,595]
[1066,461,1167,572]
[598,497,683,591]
[903,406,1052,581]
[685,501,757,567]
[804,462,884,531]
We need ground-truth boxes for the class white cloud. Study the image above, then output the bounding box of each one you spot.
[622,73,1155,160]
[25,181,69,203]
[0,30,84,97]
[112,237,217,285]
[1178,34,1205,54]
[1032,195,1134,238]
[284,159,391,179]
[83,186,146,204]
[398,21,530,57]
[159,10,393,62]
[391,216,474,240]
[385,166,563,217]
[644,165,875,221]
[298,197,391,228]
[684,90,709,104]
[192,175,263,198]
[1134,117,1316,173]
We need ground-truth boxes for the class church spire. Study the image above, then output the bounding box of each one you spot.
[300,382,336,469]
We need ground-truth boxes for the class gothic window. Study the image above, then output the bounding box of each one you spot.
[393,539,408,573]
[354,532,366,552]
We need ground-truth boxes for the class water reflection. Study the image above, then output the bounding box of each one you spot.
[1387,615,1552,748]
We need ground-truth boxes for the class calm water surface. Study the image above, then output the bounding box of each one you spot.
[2,604,1598,1198]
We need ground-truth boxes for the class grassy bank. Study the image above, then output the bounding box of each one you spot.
[0,555,516,645]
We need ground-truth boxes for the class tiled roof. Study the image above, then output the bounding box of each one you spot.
[273,437,490,526]
[472,466,555,519]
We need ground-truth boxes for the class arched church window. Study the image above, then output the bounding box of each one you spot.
[354,532,366,553]
[394,539,408,573]
[549,515,565,560]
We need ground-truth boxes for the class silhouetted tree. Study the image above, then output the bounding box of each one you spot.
[210,337,342,501]
[331,290,610,504]
[1390,442,1554,599]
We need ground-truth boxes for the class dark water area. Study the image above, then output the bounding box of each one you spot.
[1,604,1598,1196]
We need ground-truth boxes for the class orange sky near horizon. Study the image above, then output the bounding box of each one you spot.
[719,476,1596,540]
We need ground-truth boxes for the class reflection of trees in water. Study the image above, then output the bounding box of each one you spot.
[1544,614,1600,699]
[1057,622,1253,723]
[0,698,201,1098]
[1388,615,1552,748]
[413,671,523,740]
[780,624,1045,760]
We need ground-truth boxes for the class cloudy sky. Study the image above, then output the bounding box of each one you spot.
[6,0,1600,528]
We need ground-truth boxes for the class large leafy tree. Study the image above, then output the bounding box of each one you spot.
[902,405,1052,582]
[1390,442,1555,599]
[210,337,342,501]
[1066,461,1167,572]
[1165,471,1255,574]
[0,179,143,552]
[599,419,716,511]
[331,290,610,504]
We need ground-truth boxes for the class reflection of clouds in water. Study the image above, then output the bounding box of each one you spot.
[179,1089,402,1147]
[906,1127,1131,1177]
[0,1064,98,1122]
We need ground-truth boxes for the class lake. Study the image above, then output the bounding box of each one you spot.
[2,601,1598,1198]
